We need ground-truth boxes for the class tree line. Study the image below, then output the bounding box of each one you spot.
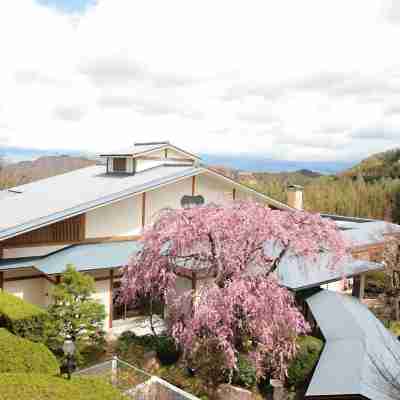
[250,175,400,223]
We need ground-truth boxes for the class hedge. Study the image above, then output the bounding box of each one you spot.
[0,291,48,342]
[0,328,59,375]
[287,336,323,388]
[0,374,125,400]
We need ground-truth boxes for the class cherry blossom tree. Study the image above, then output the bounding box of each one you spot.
[120,201,347,381]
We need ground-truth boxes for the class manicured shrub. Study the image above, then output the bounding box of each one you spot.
[0,291,48,342]
[287,336,323,388]
[0,328,59,375]
[0,374,125,400]
[232,354,257,389]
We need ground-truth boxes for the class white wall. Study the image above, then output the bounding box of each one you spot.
[196,173,234,204]
[85,195,142,238]
[4,277,46,307]
[93,279,111,329]
[145,179,193,224]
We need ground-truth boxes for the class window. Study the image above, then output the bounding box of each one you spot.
[113,158,127,172]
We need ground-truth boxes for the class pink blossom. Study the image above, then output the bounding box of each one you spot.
[120,201,348,379]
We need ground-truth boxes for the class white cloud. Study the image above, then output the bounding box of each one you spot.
[1,0,400,161]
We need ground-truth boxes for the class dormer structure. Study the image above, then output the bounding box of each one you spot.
[100,141,200,174]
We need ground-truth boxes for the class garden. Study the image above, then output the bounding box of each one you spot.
[0,202,352,399]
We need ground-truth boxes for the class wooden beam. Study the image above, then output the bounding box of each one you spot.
[164,148,168,158]
[192,176,196,196]
[142,192,146,228]
[4,274,48,282]
[109,269,114,329]
[2,235,143,249]
[232,188,236,201]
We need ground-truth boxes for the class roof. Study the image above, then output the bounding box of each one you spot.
[0,160,289,242]
[276,254,382,291]
[0,164,201,241]
[0,237,379,293]
[99,142,201,160]
[306,290,400,400]
[0,241,142,274]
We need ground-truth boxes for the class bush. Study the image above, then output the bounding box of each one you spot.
[116,330,138,354]
[116,332,180,365]
[0,328,59,375]
[155,335,180,365]
[232,354,257,389]
[0,291,48,342]
[0,374,125,400]
[287,336,323,388]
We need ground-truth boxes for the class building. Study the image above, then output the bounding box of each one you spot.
[1,141,400,399]
[0,142,290,329]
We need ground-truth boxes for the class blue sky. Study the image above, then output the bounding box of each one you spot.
[37,0,95,13]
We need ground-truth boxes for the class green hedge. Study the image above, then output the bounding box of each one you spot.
[287,336,323,388]
[0,374,125,400]
[0,291,48,342]
[0,328,59,375]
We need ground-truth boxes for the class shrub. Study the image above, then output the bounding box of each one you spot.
[0,291,48,342]
[232,354,257,389]
[116,330,138,354]
[287,336,323,388]
[0,328,59,375]
[116,332,180,365]
[0,374,125,400]
[155,335,180,365]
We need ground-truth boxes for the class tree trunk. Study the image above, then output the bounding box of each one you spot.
[149,298,157,337]
[394,296,400,321]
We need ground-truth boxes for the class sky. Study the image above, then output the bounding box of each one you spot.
[1,0,400,163]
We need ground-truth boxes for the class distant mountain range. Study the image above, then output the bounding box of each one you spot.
[0,146,357,174]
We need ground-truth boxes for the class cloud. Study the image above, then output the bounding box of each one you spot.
[383,0,400,23]
[384,105,400,116]
[2,0,400,162]
[15,69,66,87]
[53,105,87,121]
[350,126,400,141]
[98,94,203,120]
[80,56,197,88]
[236,111,280,124]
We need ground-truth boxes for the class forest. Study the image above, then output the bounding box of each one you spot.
[245,148,400,223]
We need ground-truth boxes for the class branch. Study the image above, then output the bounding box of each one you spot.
[265,246,289,277]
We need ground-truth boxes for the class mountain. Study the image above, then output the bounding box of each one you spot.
[341,148,400,180]
[0,155,97,189]
[1,146,356,174]
[201,154,355,174]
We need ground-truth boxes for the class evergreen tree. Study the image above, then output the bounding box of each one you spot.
[46,265,106,361]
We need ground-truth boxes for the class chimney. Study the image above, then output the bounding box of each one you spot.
[287,184,304,210]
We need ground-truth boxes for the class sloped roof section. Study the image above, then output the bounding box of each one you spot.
[0,164,201,241]
[306,290,400,400]
[276,254,382,290]
[99,142,201,160]
[0,240,142,274]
